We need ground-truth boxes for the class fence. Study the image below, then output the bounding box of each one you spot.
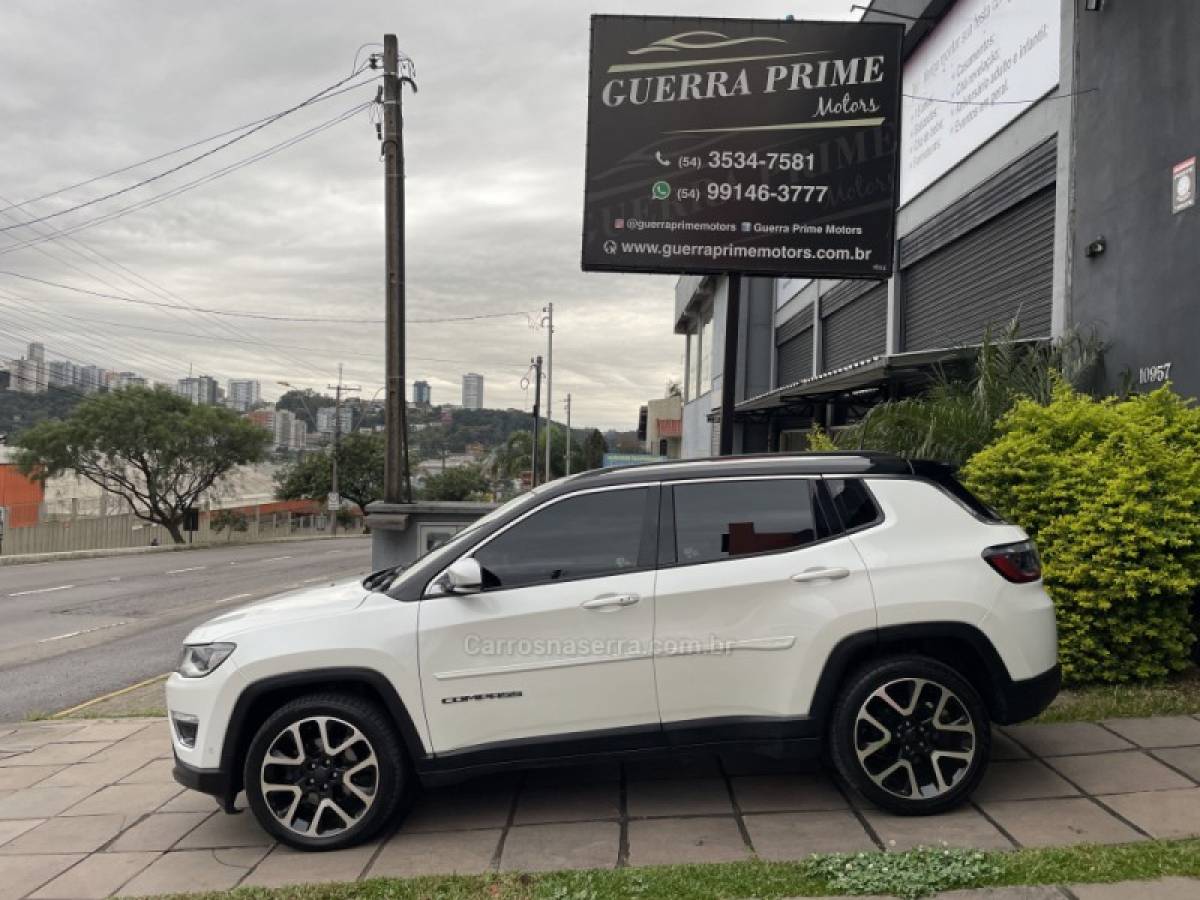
[0,498,364,557]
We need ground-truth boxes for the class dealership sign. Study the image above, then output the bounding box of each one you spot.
[581,16,903,279]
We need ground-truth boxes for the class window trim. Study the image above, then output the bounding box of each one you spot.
[819,476,886,537]
[660,475,841,571]
[428,482,660,595]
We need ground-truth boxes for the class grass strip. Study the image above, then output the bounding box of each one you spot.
[1035,668,1200,723]
[158,838,1200,899]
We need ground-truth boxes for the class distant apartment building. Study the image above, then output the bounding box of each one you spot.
[245,408,305,452]
[413,380,431,406]
[7,342,47,394]
[290,418,307,452]
[175,375,220,405]
[47,359,76,389]
[226,379,261,412]
[461,373,484,410]
[78,365,106,393]
[316,406,353,436]
[112,372,146,391]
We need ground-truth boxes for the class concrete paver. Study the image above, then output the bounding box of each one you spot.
[1047,751,1193,795]
[1002,723,1133,757]
[29,851,158,900]
[0,787,99,821]
[0,745,109,768]
[513,783,619,824]
[0,855,84,900]
[1100,788,1200,838]
[0,815,126,855]
[500,821,620,871]
[732,774,848,812]
[368,828,501,877]
[864,805,1014,851]
[401,784,516,832]
[980,798,1144,847]
[33,762,147,790]
[626,777,733,817]
[0,821,43,850]
[117,847,269,897]
[241,842,380,888]
[1070,878,1200,899]
[1101,716,1200,749]
[61,783,180,818]
[107,812,212,852]
[171,808,272,849]
[627,815,749,866]
[744,810,876,859]
[1152,746,1200,781]
[971,760,1079,802]
[117,760,174,785]
[0,770,61,793]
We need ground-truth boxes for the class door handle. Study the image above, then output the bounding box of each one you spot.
[581,593,640,610]
[791,567,851,583]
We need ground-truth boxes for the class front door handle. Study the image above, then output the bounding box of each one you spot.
[791,567,851,583]
[581,593,640,610]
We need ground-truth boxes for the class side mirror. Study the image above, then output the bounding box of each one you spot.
[443,557,483,595]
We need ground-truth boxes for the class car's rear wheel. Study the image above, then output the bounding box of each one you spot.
[243,692,408,850]
[829,655,990,815]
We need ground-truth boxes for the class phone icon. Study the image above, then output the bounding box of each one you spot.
[655,151,671,167]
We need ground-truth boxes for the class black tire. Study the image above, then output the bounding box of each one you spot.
[243,692,409,850]
[829,655,991,815]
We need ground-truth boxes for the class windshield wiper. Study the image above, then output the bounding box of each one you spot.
[362,564,403,592]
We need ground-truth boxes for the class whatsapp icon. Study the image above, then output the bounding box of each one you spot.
[651,180,671,200]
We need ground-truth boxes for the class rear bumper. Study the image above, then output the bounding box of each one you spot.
[173,754,235,812]
[995,663,1061,724]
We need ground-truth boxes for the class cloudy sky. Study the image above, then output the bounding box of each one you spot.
[1,0,855,429]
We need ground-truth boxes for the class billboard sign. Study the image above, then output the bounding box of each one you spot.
[582,16,904,279]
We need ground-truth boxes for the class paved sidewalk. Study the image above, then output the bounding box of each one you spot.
[2,716,1200,898]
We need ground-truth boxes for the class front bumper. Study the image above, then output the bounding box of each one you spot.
[173,754,237,812]
[994,663,1061,724]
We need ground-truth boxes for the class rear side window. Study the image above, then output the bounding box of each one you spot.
[473,488,648,589]
[671,479,831,564]
[824,479,881,531]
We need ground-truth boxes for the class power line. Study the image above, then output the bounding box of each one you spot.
[0,68,376,234]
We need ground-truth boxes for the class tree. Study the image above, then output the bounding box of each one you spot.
[420,464,489,501]
[210,508,249,542]
[14,386,267,544]
[583,429,607,469]
[275,389,334,432]
[275,431,384,515]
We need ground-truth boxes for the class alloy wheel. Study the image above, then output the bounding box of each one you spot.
[853,677,976,800]
[259,715,379,838]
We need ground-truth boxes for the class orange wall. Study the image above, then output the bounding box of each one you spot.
[0,464,45,527]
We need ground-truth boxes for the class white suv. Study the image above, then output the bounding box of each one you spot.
[167,453,1059,851]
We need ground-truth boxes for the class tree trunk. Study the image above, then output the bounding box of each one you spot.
[165,521,186,544]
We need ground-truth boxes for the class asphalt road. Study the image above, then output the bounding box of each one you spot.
[0,536,373,721]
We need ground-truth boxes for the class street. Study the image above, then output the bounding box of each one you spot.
[0,536,373,721]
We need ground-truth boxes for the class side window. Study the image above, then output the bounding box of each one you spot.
[672,479,830,564]
[473,488,647,590]
[824,479,881,531]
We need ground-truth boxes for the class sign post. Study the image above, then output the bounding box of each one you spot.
[581,16,903,452]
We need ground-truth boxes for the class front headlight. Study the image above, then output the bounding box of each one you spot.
[177,642,236,678]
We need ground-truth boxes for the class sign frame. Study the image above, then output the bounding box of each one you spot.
[580,15,905,281]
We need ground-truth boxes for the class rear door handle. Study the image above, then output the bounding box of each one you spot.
[581,593,640,610]
[791,567,851,583]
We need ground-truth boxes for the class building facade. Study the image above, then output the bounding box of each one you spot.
[226,379,261,411]
[675,0,1200,456]
[6,343,46,394]
[413,380,431,406]
[316,405,353,436]
[461,373,484,410]
[175,375,220,405]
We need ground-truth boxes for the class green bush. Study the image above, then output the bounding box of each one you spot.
[962,385,1200,683]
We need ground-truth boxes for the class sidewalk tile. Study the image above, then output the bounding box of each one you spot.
[172,809,272,849]
[981,798,1143,847]
[33,759,147,789]
[514,783,619,824]
[991,732,1031,761]
[625,754,722,781]
[972,760,1079,803]
[627,777,733,817]
[241,842,379,888]
[732,775,847,813]
[523,762,620,788]
[1047,751,1193,795]
[936,888,1063,898]
[864,805,1014,851]
[627,816,748,866]
[30,851,158,899]
[1102,716,1200,749]
[119,759,178,785]
[745,810,875,860]
[0,819,43,848]
[1003,723,1133,757]
[0,724,87,752]
[0,785,99,820]
[721,751,819,776]
[158,790,219,814]
[117,847,269,896]
[0,767,61,791]
[369,828,501,877]
[1152,747,1200,782]
[501,821,619,871]
[1102,788,1200,838]
[401,784,516,832]
[1072,877,1200,899]
[0,814,126,854]
[0,743,109,767]
[60,721,157,744]
[62,783,181,817]
[0,854,83,900]
[108,812,211,852]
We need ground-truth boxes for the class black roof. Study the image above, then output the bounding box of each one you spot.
[544,452,915,497]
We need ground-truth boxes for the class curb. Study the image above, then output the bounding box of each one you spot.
[51,673,170,718]
[0,532,369,567]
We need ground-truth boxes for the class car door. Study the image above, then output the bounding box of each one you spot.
[418,484,660,754]
[652,476,876,735]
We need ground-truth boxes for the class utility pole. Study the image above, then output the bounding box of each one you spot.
[542,303,553,482]
[564,393,572,476]
[381,33,416,503]
[718,275,742,455]
[530,355,543,487]
[328,363,361,535]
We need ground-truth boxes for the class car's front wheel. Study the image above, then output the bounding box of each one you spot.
[243,692,408,850]
[829,655,990,815]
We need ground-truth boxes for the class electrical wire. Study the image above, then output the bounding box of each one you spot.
[902,87,1098,106]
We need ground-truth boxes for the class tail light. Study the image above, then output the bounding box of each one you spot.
[982,540,1042,583]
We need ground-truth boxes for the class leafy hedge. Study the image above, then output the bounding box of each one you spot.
[962,386,1200,683]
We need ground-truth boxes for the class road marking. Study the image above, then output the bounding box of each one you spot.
[166,566,206,574]
[52,672,170,719]
[38,621,128,643]
[261,556,293,562]
[216,592,253,605]
[8,584,75,597]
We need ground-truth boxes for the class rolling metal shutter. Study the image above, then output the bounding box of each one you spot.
[821,282,888,371]
[776,305,814,385]
[902,186,1055,351]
